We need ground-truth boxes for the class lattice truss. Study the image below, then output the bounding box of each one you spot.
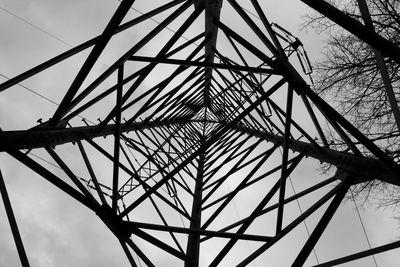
[0,0,400,266]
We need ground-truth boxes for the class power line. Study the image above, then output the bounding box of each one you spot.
[0,3,153,120]
[350,188,379,267]
[287,176,320,265]
[0,3,112,70]
[278,147,320,265]
[28,150,113,195]
[117,0,194,44]
[0,3,191,216]
[224,182,258,267]
[0,73,95,125]
[0,73,59,106]
[0,5,73,48]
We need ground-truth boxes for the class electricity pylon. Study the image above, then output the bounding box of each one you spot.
[1,0,400,266]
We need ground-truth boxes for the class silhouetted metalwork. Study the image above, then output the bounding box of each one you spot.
[1,0,399,266]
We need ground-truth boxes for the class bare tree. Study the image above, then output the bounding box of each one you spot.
[304,0,400,206]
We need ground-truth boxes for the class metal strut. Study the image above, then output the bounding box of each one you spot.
[185,146,206,267]
[1,121,397,186]
[1,0,400,266]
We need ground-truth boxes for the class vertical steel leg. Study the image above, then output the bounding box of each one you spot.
[112,64,124,211]
[185,151,205,267]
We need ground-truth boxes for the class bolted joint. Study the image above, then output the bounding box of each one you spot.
[271,56,310,92]
[96,204,131,239]
[32,118,68,130]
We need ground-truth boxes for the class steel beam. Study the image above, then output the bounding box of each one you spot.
[0,171,30,267]
[5,147,97,211]
[202,143,279,229]
[209,152,304,266]
[119,78,286,217]
[51,0,136,125]
[227,0,279,57]
[112,65,124,211]
[300,0,400,64]
[125,238,155,267]
[215,15,400,174]
[292,179,350,266]
[198,0,223,107]
[0,0,187,92]
[77,141,108,205]
[129,56,277,74]
[233,125,400,186]
[207,175,338,239]
[356,0,400,132]
[2,121,398,186]
[45,147,98,203]
[123,221,272,242]
[64,33,205,122]
[100,2,204,127]
[0,118,188,151]
[185,150,205,267]
[120,240,138,267]
[237,180,345,266]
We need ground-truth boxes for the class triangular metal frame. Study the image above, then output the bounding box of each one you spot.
[1,0,399,266]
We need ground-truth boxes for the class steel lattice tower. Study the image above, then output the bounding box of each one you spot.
[1,0,400,266]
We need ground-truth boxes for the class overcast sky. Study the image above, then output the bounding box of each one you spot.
[0,1,399,266]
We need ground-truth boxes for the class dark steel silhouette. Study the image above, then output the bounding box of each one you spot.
[1,0,399,266]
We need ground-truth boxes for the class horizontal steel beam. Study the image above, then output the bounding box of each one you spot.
[122,221,272,242]
[0,118,188,151]
[2,120,398,186]
[233,125,400,186]
[129,56,278,74]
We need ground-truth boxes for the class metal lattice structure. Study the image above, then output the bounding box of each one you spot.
[1,0,400,266]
